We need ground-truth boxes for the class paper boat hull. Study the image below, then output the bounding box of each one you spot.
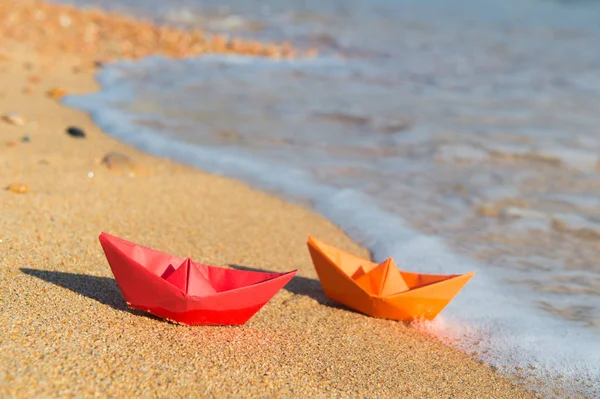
[307,237,474,321]
[99,233,296,325]
[127,302,268,326]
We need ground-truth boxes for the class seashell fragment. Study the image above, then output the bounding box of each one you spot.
[6,183,30,194]
[47,88,68,100]
[101,152,140,176]
[2,113,26,126]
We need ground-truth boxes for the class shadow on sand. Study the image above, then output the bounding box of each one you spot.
[19,268,152,318]
[21,264,348,316]
[228,264,346,310]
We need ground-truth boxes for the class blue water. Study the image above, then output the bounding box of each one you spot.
[57,0,600,395]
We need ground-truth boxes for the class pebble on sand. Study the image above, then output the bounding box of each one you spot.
[66,126,86,138]
[47,88,67,100]
[476,198,529,218]
[376,117,413,134]
[101,152,140,176]
[2,113,26,126]
[6,183,30,194]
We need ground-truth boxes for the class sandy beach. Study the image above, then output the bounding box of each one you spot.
[0,1,537,397]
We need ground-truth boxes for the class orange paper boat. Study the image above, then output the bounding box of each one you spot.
[99,232,297,325]
[307,236,474,321]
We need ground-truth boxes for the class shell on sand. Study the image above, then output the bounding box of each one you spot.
[6,183,30,194]
[101,152,144,176]
[2,113,26,126]
[47,88,67,100]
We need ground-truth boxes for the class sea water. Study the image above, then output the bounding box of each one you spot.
[55,0,599,395]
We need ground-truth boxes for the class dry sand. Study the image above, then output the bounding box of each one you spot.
[0,2,537,398]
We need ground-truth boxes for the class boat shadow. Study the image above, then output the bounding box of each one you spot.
[20,268,158,320]
[228,264,348,310]
[21,266,351,316]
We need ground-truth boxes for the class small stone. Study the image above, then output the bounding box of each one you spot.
[101,152,139,176]
[6,183,30,194]
[66,126,86,138]
[21,136,31,143]
[375,118,413,134]
[215,129,242,142]
[6,141,16,147]
[551,213,600,240]
[437,144,488,163]
[72,65,89,74]
[59,14,72,28]
[2,113,26,126]
[476,198,529,218]
[477,203,501,217]
[47,88,68,100]
[316,112,370,127]
[499,207,548,220]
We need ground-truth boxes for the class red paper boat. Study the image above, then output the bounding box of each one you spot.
[99,232,297,325]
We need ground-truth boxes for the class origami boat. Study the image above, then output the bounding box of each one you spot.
[99,232,297,325]
[307,236,474,321]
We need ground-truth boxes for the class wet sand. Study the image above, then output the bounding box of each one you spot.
[0,1,536,397]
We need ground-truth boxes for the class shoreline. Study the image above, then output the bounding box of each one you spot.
[0,1,536,397]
